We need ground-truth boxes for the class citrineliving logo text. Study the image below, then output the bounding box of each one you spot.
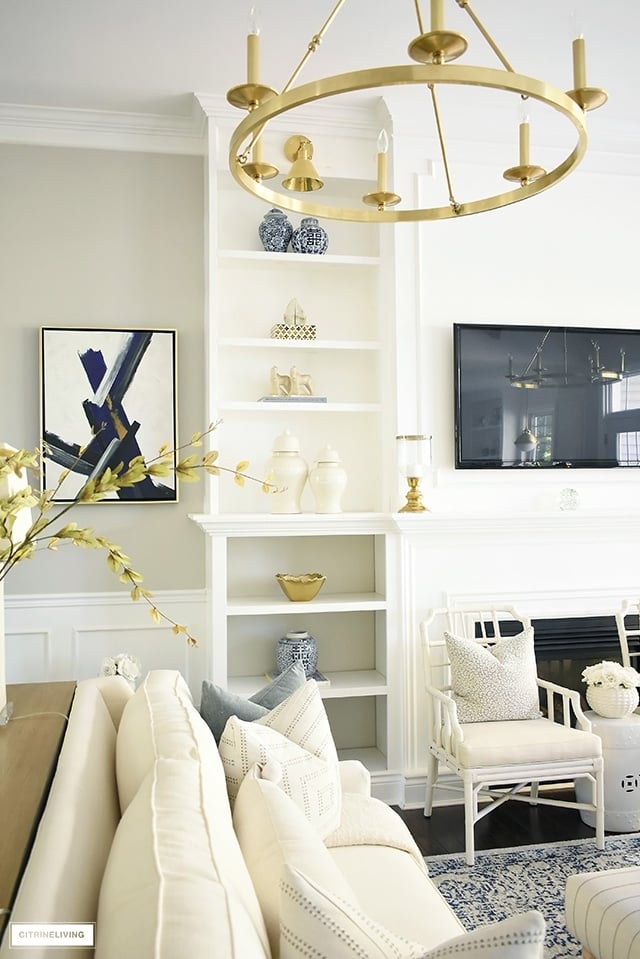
[10,924,95,948]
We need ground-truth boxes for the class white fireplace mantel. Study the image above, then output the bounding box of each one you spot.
[393,509,640,544]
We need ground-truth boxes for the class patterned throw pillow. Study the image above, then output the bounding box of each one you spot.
[218,680,341,838]
[445,628,542,723]
[200,661,306,743]
[279,865,546,959]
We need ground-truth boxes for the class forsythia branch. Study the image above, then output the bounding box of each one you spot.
[0,423,275,647]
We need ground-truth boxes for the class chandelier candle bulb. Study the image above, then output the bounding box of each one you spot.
[572,35,586,90]
[376,130,389,193]
[519,118,530,167]
[247,8,260,85]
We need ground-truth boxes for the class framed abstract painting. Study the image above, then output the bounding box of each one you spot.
[40,327,178,503]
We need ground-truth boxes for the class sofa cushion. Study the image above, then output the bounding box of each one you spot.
[329,845,464,950]
[445,628,542,723]
[219,679,341,838]
[280,865,546,958]
[96,757,270,959]
[234,764,356,958]
[116,669,223,811]
[200,661,306,743]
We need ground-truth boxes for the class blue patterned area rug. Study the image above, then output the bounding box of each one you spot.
[426,834,640,959]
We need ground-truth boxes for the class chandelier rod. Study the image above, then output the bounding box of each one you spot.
[413,0,426,34]
[428,83,460,213]
[281,0,347,94]
[457,1,515,73]
[517,330,551,381]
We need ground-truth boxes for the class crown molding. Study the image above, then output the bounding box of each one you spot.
[194,92,383,140]
[0,101,207,154]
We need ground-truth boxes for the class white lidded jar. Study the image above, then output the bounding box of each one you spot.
[265,429,308,514]
[309,445,347,513]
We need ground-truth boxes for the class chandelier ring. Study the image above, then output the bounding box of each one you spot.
[229,63,588,223]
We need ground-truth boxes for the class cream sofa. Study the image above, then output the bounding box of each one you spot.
[1,670,545,958]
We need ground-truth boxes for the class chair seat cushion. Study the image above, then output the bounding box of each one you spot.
[457,718,602,768]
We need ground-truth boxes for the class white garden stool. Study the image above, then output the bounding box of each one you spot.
[575,712,640,831]
[565,866,640,959]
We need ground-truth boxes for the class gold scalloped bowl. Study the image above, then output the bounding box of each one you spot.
[276,572,326,602]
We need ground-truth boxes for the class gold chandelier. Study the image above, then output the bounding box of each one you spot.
[226,0,607,223]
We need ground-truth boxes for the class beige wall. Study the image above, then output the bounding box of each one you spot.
[0,144,206,594]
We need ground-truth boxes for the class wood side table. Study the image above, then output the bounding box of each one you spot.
[0,681,76,941]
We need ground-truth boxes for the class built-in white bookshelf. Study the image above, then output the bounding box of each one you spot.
[192,149,401,790]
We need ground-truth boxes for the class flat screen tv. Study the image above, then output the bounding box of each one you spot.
[454,323,640,469]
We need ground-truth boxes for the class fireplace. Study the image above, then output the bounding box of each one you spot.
[489,613,637,705]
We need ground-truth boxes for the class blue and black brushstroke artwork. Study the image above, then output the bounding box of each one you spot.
[43,330,175,502]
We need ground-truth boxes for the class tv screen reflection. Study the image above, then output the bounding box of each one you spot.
[454,323,640,469]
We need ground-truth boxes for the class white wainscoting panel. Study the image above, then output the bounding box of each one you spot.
[4,589,208,701]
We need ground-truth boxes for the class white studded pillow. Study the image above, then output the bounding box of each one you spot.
[218,680,341,838]
[445,627,542,723]
[279,865,546,959]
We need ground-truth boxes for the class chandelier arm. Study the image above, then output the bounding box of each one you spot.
[280,0,348,94]
[456,0,515,73]
[428,83,460,214]
[238,124,267,165]
[413,0,425,34]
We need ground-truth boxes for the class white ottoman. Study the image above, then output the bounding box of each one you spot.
[565,867,640,959]
[575,713,640,831]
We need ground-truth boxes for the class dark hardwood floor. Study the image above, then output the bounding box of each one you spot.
[394,789,597,858]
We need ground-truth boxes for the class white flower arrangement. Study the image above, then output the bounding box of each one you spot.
[100,652,142,684]
[581,660,640,690]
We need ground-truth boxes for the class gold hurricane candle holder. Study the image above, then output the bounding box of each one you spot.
[396,434,432,513]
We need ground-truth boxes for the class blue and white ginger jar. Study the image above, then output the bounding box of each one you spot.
[276,630,318,678]
[258,208,293,253]
[291,217,329,255]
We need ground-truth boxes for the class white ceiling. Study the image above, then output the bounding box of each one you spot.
[0,0,635,147]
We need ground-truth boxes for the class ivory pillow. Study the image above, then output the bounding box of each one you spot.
[218,680,341,838]
[279,865,546,959]
[445,628,542,723]
[233,765,356,957]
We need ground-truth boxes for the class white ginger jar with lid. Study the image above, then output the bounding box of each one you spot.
[265,429,308,514]
[309,445,347,513]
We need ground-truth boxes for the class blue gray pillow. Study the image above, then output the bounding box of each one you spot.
[200,661,307,743]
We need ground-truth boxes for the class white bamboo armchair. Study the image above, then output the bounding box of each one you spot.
[420,605,605,865]
[615,600,640,671]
